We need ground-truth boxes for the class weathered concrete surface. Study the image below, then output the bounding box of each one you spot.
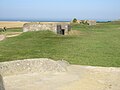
[23,23,57,32]
[0,59,120,90]
[0,58,69,76]
[3,65,120,90]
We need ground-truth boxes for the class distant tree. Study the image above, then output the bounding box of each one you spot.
[72,18,77,23]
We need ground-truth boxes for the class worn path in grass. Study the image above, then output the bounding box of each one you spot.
[0,35,5,41]
[3,65,120,90]
[0,32,22,41]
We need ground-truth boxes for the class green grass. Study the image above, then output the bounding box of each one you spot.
[0,27,22,32]
[0,22,120,67]
[5,27,22,32]
[0,27,22,35]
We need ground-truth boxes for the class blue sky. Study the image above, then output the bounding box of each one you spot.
[0,0,120,21]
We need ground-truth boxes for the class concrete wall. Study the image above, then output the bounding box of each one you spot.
[23,22,71,35]
[23,23,57,33]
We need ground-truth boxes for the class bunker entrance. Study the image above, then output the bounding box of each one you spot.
[61,29,65,35]
[57,25,65,35]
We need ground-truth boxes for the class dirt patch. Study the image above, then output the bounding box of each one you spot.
[0,35,6,41]
[0,32,22,41]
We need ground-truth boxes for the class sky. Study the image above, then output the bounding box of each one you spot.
[0,0,120,21]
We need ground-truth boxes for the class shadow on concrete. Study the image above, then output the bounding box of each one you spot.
[0,75,5,90]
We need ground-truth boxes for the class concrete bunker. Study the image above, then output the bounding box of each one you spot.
[57,24,71,35]
[72,19,96,25]
[23,22,71,35]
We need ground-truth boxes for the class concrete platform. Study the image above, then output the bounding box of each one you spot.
[0,59,120,90]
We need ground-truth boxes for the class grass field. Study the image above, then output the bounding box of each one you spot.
[0,22,120,67]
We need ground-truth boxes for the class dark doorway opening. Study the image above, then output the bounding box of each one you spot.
[57,25,65,35]
[61,29,65,35]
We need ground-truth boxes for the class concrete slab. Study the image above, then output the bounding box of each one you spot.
[3,65,120,90]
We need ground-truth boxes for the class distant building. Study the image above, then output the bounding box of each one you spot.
[76,20,82,24]
[72,19,96,25]
[23,22,71,35]
[86,20,96,25]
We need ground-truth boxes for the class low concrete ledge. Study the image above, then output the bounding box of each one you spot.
[0,58,69,76]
